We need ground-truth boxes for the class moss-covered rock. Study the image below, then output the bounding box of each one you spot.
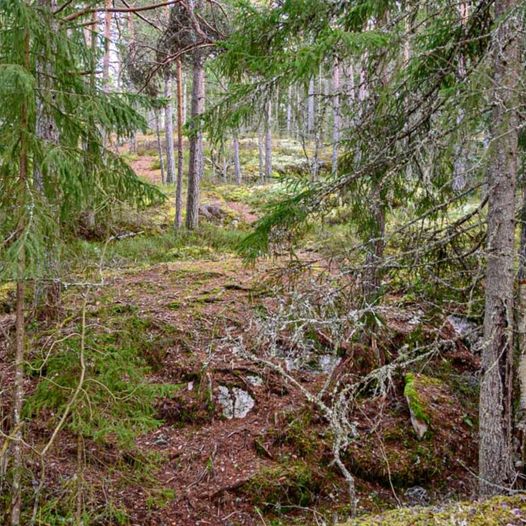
[347,375,475,489]
[342,494,526,525]
[241,460,323,511]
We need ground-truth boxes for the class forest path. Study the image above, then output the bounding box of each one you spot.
[100,256,332,526]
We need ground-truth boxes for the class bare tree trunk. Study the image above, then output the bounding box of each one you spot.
[154,110,165,184]
[182,71,187,124]
[233,132,241,185]
[164,74,176,185]
[33,0,62,321]
[258,130,264,181]
[175,58,184,228]
[286,85,292,136]
[332,58,341,175]
[363,190,385,301]
[186,52,205,229]
[222,145,229,181]
[479,0,521,497]
[452,0,469,192]
[517,187,526,476]
[102,0,111,90]
[307,77,315,136]
[264,100,272,180]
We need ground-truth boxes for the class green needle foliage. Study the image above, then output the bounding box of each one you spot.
[208,0,498,307]
[0,0,165,281]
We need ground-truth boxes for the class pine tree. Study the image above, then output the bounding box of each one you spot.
[0,3,164,521]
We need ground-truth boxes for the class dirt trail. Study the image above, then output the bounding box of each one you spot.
[106,258,327,525]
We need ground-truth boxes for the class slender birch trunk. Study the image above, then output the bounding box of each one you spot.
[307,77,315,136]
[175,58,184,228]
[164,74,176,185]
[154,110,166,184]
[264,100,272,180]
[102,0,111,90]
[286,85,292,136]
[332,58,341,175]
[186,52,205,229]
[258,130,264,181]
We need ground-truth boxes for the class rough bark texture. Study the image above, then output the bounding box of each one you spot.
[175,58,184,229]
[362,189,386,301]
[164,75,176,185]
[479,0,520,497]
[517,188,526,473]
[185,52,205,229]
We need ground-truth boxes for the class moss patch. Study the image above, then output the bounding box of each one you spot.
[343,494,526,525]
[242,460,323,511]
[404,373,431,425]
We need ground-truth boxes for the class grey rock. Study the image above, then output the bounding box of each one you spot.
[217,386,255,419]
[404,486,430,506]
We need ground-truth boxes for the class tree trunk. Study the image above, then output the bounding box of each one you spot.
[258,130,264,181]
[185,52,205,229]
[11,27,30,526]
[102,0,111,90]
[154,110,165,184]
[175,58,184,229]
[164,74,176,185]
[479,0,521,497]
[332,58,341,175]
[286,85,292,135]
[307,77,315,136]
[233,132,241,185]
[517,187,526,477]
[452,1,469,192]
[182,71,187,125]
[264,100,272,180]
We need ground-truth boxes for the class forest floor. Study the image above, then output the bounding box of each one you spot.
[1,135,524,525]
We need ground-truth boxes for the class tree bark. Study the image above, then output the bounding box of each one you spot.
[258,130,264,181]
[307,77,315,136]
[185,51,205,229]
[11,26,30,526]
[517,187,526,477]
[233,132,241,185]
[154,110,166,184]
[286,85,292,135]
[264,100,272,180]
[102,0,112,90]
[164,74,176,185]
[479,0,521,497]
[332,58,341,175]
[175,57,184,228]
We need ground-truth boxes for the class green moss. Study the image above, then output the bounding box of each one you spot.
[342,495,526,525]
[404,373,431,425]
[243,461,322,511]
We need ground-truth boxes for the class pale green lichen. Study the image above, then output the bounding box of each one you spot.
[342,495,526,525]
